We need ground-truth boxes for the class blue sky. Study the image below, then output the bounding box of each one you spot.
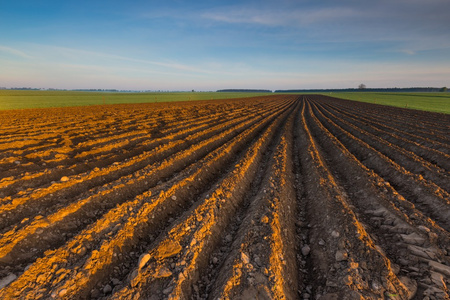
[1,0,449,90]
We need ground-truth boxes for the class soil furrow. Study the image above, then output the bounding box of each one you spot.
[321,99,450,162]
[326,96,450,133]
[322,97,450,147]
[109,100,294,300]
[0,99,289,200]
[307,99,450,231]
[209,101,298,300]
[0,97,297,299]
[304,98,450,300]
[0,116,226,196]
[313,102,450,192]
[0,105,283,231]
[292,98,314,300]
[0,106,255,195]
[296,100,413,299]
[0,104,281,265]
[1,94,448,299]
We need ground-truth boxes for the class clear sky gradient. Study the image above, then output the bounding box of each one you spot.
[1,0,449,90]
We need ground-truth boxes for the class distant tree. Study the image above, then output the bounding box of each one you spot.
[440,87,447,92]
[358,83,366,90]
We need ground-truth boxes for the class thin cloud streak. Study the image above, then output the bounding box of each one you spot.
[16,43,240,76]
[0,45,33,59]
[202,7,357,27]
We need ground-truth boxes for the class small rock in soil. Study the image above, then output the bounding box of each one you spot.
[400,232,426,245]
[225,234,232,243]
[430,271,445,288]
[103,284,112,294]
[371,280,382,291]
[301,245,311,256]
[138,253,151,269]
[391,263,400,275]
[0,273,17,289]
[418,225,430,233]
[429,260,450,276]
[428,232,438,242]
[78,246,87,256]
[335,250,348,262]
[399,276,417,299]
[241,252,250,264]
[91,288,101,298]
[331,230,340,238]
[156,267,172,278]
[129,269,139,284]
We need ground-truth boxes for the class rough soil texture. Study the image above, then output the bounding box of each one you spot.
[0,95,449,300]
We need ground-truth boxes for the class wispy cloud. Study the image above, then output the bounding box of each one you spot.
[0,45,33,59]
[201,1,450,55]
[202,7,357,27]
[23,43,227,75]
[400,49,416,55]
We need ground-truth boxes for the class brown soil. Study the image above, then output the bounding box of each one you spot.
[0,95,448,300]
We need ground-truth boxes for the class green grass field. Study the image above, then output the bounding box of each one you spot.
[1,90,449,114]
[0,90,272,110]
[323,92,450,114]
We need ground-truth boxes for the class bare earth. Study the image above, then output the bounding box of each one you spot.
[0,95,449,299]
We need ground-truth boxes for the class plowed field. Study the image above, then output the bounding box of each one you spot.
[0,95,449,300]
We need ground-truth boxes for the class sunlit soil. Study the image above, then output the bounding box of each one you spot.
[0,95,449,299]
